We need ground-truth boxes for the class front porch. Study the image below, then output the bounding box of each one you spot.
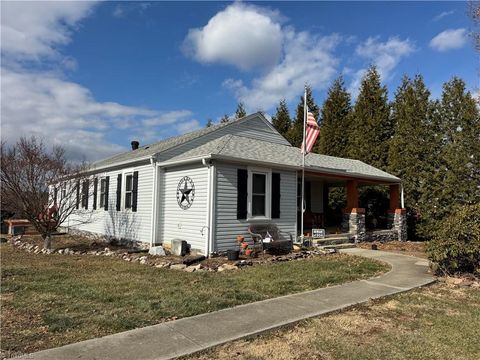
[298,172,407,243]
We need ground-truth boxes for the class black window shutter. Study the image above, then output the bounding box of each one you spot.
[271,173,281,218]
[93,178,98,210]
[76,180,80,209]
[132,171,139,212]
[116,174,122,211]
[54,187,58,206]
[104,176,110,211]
[85,179,89,209]
[237,169,248,219]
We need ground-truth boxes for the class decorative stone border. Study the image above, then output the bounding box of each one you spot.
[8,236,335,273]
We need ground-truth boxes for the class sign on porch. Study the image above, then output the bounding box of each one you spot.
[312,228,325,239]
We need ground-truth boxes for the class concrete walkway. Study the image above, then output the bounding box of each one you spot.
[18,249,435,360]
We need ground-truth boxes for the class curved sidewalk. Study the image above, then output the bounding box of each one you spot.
[18,249,435,360]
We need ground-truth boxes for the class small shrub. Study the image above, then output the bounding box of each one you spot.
[427,204,480,275]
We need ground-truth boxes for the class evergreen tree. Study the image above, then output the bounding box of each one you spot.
[220,114,230,123]
[438,78,479,210]
[348,66,392,170]
[316,76,352,157]
[418,78,480,237]
[234,102,247,119]
[388,75,434,238]
[271,99,291,139]
[389,75,431,206]
[287,85,320,147]
[205,118,213,127]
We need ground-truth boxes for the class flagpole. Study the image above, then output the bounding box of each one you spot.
[300,85,307,244]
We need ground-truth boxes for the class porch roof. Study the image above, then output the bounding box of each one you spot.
[160,134,401,184]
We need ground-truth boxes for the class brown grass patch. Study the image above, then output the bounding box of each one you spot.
[190,283,480,360]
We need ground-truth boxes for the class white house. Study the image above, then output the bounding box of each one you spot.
[65,113,406,255]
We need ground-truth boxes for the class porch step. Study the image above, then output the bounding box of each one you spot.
[312,235,353,246]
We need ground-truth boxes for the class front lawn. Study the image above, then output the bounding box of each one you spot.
[192,282,480,360]
[0,244,387,358]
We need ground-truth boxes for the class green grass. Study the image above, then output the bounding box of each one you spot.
[0,244,387,357]
[191,283,480,360]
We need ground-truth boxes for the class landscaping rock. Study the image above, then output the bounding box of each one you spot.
[148,246,166,256]
[170,264,187,270]
[217,264,237,272]
[184,266,196,273]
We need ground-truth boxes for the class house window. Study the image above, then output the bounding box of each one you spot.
[125,174,133,209]
[100,178,106,208]
[247,168,271,219]
[252,173,266,216]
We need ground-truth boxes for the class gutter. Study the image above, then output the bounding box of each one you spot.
[89,155,152,173]
[208,154,401,184]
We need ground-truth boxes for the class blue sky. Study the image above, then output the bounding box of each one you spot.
[1,1,477,161]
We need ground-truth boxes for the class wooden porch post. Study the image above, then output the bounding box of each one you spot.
[389,184,400,212]
[346,180,358,211]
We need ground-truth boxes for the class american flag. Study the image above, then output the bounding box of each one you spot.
[301,111,320,154]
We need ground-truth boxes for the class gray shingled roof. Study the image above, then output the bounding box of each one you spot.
[164,134,400,182]
[91,112,399,182]
[92,113,261,169]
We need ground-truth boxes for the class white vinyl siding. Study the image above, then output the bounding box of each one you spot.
[66,164,154,244]
[214,161,297,253]
[158,163,208,254]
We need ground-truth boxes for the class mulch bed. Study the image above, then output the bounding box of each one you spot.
[7,234,335,273]
[358,240,427,258]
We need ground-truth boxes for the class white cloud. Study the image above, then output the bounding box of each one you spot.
[0,1,95,60]
[430,28,467,52]
[183,2,283,70]
[349,36,416,97]
[1,68,197,161]
[433,10,455,22]
[112,5,125,18]
[1,1,197,162]
[224,29,340,111]
[175,119,201,134]
[142,110,193,127]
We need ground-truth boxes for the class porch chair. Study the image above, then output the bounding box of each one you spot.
[247,223,293,255]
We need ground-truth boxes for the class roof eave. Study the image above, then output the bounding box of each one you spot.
[159,153,401,184]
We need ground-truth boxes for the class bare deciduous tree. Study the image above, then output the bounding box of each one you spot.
[1,137,92,249]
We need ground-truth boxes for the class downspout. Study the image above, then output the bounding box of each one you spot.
[149,155,158,248]
[202,157,214,257]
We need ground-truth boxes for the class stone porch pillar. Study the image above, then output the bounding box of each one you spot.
[348,208,366,243]
[341,180,365,242]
